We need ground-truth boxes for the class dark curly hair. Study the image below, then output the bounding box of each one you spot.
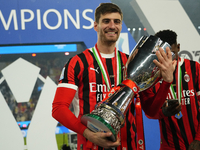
[95,3,123,23]
[155,30,177,46]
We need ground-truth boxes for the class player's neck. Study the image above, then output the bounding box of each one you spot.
[96,41,116,54]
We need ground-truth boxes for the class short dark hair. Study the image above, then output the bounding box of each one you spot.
[155,29,177,46]
[95,3,123,23]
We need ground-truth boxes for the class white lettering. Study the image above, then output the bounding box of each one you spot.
[185,98,190,105]
[37,9,41,30]
[64,9,80,29]
[89,82,96,92]
[1,8,94,31]
[96,94,102,102]
[97,84,107,93]
[182,89,195,97]
[89,83,107,92]
[82,9,93,29]
[181,98,191,105]
[96,93,107,102]
[186,90,190,97]
[21,9,34,30]
[43,9,62,30]
[0,9,18,30]
[190,89,195,96]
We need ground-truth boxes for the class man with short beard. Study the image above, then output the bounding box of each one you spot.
[52,3,175,150]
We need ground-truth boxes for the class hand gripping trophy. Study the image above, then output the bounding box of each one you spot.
[81,35,175,149]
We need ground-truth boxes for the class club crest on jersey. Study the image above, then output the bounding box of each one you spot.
[184,72,190,82]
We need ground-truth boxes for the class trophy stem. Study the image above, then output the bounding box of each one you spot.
[81,79,139,142]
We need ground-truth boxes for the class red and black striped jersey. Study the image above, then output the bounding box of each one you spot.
[151,58,200,150]
[53,47,137,150]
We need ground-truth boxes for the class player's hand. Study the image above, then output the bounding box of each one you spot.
[188,140,200,150]
[162,100,182,117]
[83,128,120,149]
[153,47,177,83]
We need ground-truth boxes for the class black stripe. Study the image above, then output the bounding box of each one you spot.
[177,118,189,149]
[168,117,181,150]
[152,86,156,94]
[161,119,169,145]
[98,147,103,150]
[78,53,90,114]
[63,58,72,83]
[106,58,114,87]
[119,52,128,81]
[74,61,80,86]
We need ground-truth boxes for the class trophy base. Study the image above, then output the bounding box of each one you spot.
[81,114,116,142]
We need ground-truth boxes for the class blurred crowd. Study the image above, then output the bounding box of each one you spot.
[0,56,70,125]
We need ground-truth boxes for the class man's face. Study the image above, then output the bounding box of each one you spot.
[94,12,122,44]
[171,43,180,59]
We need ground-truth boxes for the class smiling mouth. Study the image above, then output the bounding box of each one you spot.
[105,31,117,35]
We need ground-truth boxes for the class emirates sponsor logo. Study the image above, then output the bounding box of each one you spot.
[167,89,195,106]
[89,82,108,102]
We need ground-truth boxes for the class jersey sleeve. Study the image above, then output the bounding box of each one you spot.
[139,80,171,117]
[52,56,87,135]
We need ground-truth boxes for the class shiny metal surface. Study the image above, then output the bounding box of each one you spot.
[123,35,175,92]
[81,35,175,141]
[96,86,134,125]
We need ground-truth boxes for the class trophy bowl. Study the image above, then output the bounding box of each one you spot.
[81,35,175,142]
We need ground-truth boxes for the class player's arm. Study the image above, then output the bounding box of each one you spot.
[140,80,171,117]
[52,85,87,135]
[140,47,176,117]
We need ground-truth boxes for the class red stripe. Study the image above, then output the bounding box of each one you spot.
[135,96,145,150]
[66,56,77,85]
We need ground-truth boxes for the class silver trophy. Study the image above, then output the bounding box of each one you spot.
[81,35,175,141]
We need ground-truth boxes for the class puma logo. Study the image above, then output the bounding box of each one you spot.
[90,67,99,74]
